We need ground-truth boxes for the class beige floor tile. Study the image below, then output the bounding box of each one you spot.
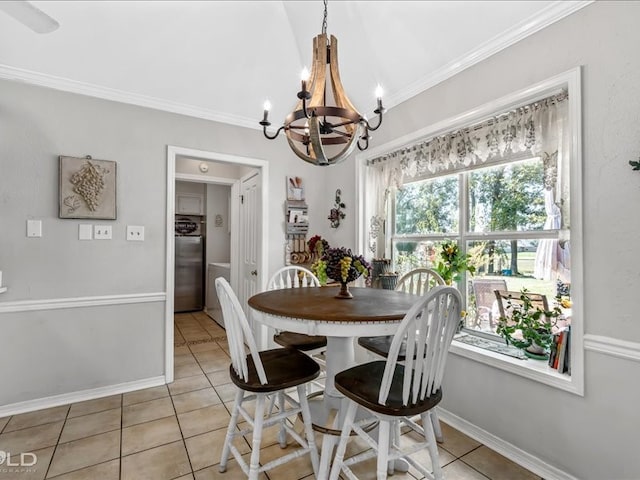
[122,416,182,456]
[185,428,250,471]
[123,385,169,406]
[172,387,221,414]
[442,459,492,480]
[45,459,119,480]
[121,440,191,480]
[193,454,268,480]
[206,371,231,388]
[122,397,175,427]
[174,475,194,480]
[59,408,121,444]
[3,406,69,433]
[213,383,236,403]
[168,374,211,396]
[0,415,9,432]
[0,421,63,453]
[175,362,204,379]
[177,404,230,438]
[0,446,54,480]
[461,446,539,480]
[67,395,122,419]
[175,353,199,367]
[174,344,191,355]
[192,348,226,362]
[47,430,120,478]
[198,356,231,374]
[438,421,482,457]
[189,341,220,354]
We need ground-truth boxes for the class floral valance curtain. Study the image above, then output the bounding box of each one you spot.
[364,90,569,259]
[367,91,567,183]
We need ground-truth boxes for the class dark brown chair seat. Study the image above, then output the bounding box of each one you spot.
[358,336,408,360]
[274,331,328,351]
[230,348,320,393]
[335,361,442,417]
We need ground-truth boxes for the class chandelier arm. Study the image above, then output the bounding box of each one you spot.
[357,136,369,151]
[361,111,384,132]
[262,125,285,140]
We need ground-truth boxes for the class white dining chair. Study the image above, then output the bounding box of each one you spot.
[215,277,320,480]
[329,286,462,480]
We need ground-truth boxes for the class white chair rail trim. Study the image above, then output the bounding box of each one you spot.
[583,334,640,363]
[0,292,166,314]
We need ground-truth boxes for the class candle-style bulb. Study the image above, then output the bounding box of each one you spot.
[261,100,271,124]
[375,85,384,100]
[263,100,271,112]
[301,67,310,82]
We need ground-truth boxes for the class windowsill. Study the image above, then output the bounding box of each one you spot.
[451,335,582,395]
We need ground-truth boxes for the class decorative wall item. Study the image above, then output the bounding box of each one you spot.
[286,176,304,200]
[328,189,346,228]
[629,155,640,171]
[59,155,117,219]
[215,214,223,227]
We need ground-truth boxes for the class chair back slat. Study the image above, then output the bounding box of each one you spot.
[378,286,461,406]
[215,277,268,385]
[267,266,320,291]
[395,268,445,296]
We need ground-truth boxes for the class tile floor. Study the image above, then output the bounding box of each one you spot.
[0,311,543,480]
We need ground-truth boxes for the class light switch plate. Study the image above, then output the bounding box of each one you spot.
[94,225,112,240]
[27,220,42,237]
[126,225,145,241]
[79,224,93,240]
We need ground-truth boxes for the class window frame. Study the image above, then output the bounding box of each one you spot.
[357,68,583,395]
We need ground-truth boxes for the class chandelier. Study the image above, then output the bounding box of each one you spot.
[259,0,384,166]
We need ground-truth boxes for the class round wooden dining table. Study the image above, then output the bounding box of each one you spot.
[248,285,418,478]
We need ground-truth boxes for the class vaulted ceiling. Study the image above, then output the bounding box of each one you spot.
[0,1,590,131]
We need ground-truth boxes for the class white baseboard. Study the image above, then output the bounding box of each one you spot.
[0,375,167,418]
[436,407,578,480]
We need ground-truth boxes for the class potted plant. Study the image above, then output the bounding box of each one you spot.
[496,288,561,359]
[434,240,475,285]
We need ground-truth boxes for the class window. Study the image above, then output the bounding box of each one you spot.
[361,69,582,394]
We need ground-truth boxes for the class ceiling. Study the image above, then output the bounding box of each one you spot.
[0,1,590,131]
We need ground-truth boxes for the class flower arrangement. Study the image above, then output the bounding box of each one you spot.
[434,240,475,285]
[311,247,371,287]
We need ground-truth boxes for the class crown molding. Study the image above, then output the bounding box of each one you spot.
[0,1,592,128]
[386,1,593,109]
[0,64,260,130]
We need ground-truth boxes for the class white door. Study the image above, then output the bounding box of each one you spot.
[238,171,261,320]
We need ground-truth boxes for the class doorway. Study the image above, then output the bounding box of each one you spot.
[165,146,269,383]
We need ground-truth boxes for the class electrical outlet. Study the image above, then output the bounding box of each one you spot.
[94,225,112,240]
[27,219,42,237]
[126,225,145,241]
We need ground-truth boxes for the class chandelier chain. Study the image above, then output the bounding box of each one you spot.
[322,0,328,34]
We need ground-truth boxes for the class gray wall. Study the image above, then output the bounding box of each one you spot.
[332,3,640,479]
[0,79,327,407]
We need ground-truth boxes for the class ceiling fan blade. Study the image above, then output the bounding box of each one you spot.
[0,1,59,34]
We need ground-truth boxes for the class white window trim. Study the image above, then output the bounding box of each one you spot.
[356,67,584,396]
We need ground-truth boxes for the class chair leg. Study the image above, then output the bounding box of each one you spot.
[421,411,443,480]
[277,391,287,448]
[328,400,358,480]
[219,388,243,473]
[376,420,390,480]
[297,385,320,478]
[248,394,266,480]
[387,418,402,475]
[431,410,444,443]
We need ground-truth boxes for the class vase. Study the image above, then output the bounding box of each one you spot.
[524,341,548,360]
[335,282,353,299]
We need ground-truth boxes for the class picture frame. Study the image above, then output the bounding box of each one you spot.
[286,176,304,201]
[59,155,117,219]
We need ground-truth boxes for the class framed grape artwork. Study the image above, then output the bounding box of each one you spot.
[59,155,117,219]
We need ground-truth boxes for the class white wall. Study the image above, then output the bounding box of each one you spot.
[0,78,326,409]
[205,184,231,264]
[340,3,640,479]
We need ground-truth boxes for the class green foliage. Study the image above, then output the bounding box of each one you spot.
[496,288,561,351]
[395,176,458,234]
[434,240,476,285]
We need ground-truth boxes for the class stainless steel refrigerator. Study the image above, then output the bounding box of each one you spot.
[174,235,204,312]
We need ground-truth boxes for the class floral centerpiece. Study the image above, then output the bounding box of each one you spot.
[434,240,475,285]
[311,247,371,298]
